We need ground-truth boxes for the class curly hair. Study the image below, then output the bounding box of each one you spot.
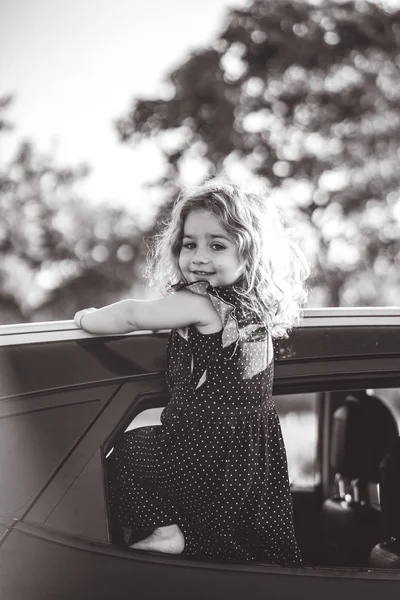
[145,177,310,338]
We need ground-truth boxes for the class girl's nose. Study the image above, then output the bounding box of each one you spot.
[192,248,209,264]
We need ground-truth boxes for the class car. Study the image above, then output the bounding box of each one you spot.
[0,307,399,599]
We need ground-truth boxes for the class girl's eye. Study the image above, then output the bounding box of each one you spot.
[181,241,225,251]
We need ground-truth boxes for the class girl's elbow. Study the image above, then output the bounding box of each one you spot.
[125,317,139,332]
[124,301,142,331]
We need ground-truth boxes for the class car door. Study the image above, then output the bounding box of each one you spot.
[1,312,400,600]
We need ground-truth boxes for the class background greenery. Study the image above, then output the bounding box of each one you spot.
[1,0,399,324]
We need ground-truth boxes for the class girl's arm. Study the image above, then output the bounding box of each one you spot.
[74,290,220,335]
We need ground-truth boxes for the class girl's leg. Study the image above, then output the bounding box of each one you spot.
[130,524,185,554]
[107,448,184,552]
[107,427,186,553]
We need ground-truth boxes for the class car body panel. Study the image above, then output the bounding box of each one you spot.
[0,308,399,599]
[1,526,400,600]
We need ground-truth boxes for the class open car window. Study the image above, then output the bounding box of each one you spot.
[374,388,400,427]
[274,393,318,489]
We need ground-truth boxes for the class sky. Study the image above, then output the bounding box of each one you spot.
[1,0,248,221]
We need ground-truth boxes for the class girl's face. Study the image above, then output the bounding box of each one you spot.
[178,209,244,287]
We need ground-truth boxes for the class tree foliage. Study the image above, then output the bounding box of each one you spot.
[116,0,400,306]
[0,97,144,323]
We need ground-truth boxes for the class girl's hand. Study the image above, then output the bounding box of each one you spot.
[73,301,136,334]
[74,307,97,330]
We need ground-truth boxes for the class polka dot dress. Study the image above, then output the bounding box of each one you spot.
[106,282,303,565]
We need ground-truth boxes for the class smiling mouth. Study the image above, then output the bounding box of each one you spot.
[192,271,215,276]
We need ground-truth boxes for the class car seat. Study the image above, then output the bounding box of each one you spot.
[320,391,398,567]
[368,436,400,568]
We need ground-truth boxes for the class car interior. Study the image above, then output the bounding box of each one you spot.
[319,390,399,568]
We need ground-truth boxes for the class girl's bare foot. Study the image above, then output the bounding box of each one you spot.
[130,524,185,554]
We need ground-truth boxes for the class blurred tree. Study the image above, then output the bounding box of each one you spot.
[0,96,144,324]
[116,0,400,306]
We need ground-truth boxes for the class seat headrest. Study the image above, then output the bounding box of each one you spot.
[330,392,399,480]
[380,436,400,540]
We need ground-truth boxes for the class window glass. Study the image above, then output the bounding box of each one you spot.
[369,388,400,428]
[125,407,162,431]
[274,392,319,489]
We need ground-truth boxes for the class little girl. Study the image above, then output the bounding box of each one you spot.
[74,177,310,565]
